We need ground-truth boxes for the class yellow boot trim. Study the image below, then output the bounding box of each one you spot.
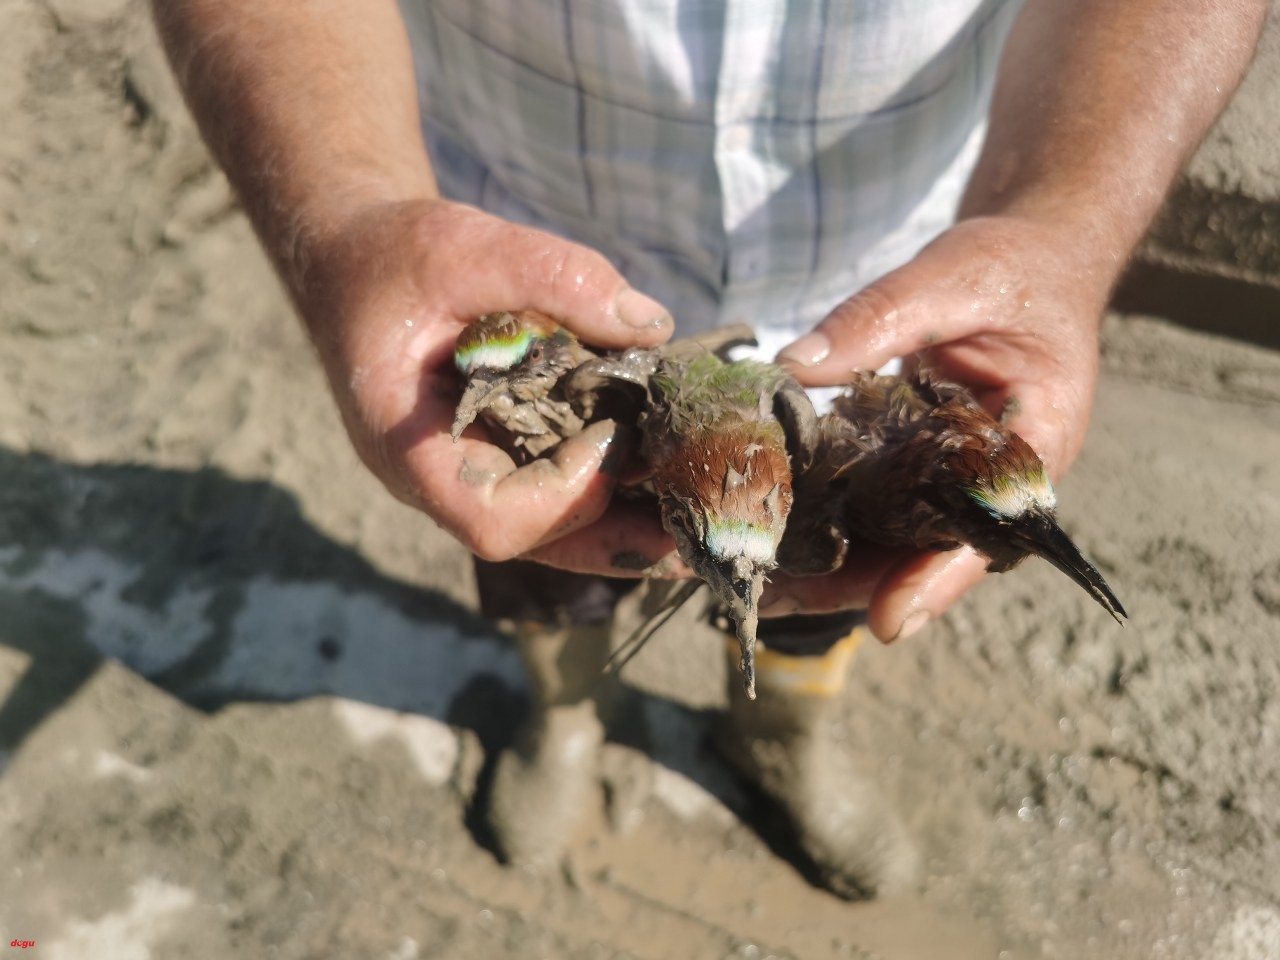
[734,627,866,699]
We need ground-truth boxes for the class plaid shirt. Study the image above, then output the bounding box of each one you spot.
[399,0,1022,341]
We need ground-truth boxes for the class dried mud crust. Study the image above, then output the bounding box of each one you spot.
[1,2,1280,958]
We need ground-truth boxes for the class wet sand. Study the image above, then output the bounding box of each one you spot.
[1,3,1278,957]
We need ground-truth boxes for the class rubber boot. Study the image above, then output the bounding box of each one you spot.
[713,628,920,898]
[485,620,613,868]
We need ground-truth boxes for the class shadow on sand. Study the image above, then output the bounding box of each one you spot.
[0,447,833,879]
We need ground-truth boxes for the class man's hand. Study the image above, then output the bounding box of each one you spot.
[772,214,1105,641]
[298,197,678,573]
[152,0,682,576]
[767,0,1265,642]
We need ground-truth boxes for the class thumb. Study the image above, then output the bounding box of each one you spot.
[433,205,674,350]
[776,268,947,386]
[774,217,1039,385]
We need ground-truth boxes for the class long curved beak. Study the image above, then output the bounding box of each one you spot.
[451,374,507,442]
[1020,513,1127,623]
[709,556,765,700]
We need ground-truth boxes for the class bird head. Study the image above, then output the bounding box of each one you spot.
[957,432,1059,527]
[952,433,1127,622]
[451,310,588,440]
[656,425,793,698]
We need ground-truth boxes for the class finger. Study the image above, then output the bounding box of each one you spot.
[758,545,915,618]
[775,272,924,384]
[775,233,1027,385]
[866,548,989,643]
[430,206,674,349]
[523,500,692,578]
[403,418,629,562]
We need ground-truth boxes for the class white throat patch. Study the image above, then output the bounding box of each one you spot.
[971,471,1057,518]
[455,334,533,375]
[705,518,777,563]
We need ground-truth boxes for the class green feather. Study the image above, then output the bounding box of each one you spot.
[967,465,1056,519]
[651,354,790,429]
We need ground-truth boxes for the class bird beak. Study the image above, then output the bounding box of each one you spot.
[710,556,764,700]
[451,373,507,442]
[1019,513,1128,623]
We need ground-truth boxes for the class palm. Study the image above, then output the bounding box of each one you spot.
[299,197,679,574]
[771,215,1108,639]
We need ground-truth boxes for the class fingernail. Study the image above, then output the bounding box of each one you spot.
[778,332,831,367]
[597,421,636,475]
[889,610,930,643]
[615,287,672,331]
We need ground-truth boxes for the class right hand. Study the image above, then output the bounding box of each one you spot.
[295,197,683,575]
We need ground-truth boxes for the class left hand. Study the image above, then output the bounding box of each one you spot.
[768,214,1113,642]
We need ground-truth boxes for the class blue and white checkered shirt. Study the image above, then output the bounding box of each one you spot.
[399,0,1022,345]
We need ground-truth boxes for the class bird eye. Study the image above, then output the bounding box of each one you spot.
[527,343,544,363]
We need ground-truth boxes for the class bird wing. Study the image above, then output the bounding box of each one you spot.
[560,348,657,421]
[654,323,758,362]
[772,376,821,474]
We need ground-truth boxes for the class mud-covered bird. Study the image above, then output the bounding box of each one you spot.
[451,312,761,460]
[783,370,1126,621]
[451,310,594,461]
[568,342,819,699]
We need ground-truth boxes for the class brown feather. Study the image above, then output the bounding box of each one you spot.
[652,423,793,531]
[803,370,1126,620]
[454,309,562,355]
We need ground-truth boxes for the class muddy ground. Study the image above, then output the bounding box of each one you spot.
[1,2,1278,958]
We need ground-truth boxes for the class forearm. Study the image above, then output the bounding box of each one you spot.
[777,1,1267,630]
[963,0,1267,278]
[151,0,436,293]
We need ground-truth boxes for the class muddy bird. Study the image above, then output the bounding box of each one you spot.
[648,355,813,699]
[798,371,1126,621]
[570,343,819,699]
[451,310,594,460]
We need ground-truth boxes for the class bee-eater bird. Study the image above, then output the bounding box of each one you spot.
[798,371,1126,621]
[561,328,817,698]
[451,310,594,460]
[639,353,818,698]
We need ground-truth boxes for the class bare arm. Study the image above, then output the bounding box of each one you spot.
[152,0,436,288]
[963,0,1266,254]
[152,0,677,573]
[774,0,1267,637]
